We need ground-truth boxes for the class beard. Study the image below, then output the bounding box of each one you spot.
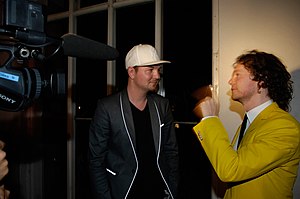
[149,81,159,92]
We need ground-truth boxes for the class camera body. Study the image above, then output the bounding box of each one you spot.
[0,0,58,112]
[1,0,45,32]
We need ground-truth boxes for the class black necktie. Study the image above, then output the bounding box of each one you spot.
[237,114,248,147]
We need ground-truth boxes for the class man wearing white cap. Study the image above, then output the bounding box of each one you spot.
[89,44,179,199]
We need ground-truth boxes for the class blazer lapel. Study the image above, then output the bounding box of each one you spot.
[120,90,136,148]
[232,102,279,146]
[147,96,160,154]
[238,102,279,145]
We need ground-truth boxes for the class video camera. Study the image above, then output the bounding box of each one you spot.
[0,0,119,112]
[0,0,61,112]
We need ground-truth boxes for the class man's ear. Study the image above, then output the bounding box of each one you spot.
[127,67,135,79]
[257,80,265,93]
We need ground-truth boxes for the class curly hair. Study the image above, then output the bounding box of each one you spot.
[234,50,293,112]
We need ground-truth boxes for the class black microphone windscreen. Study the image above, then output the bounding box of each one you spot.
[61,33,119,60]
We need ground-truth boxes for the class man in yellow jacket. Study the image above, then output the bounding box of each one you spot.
[193,50,300,199]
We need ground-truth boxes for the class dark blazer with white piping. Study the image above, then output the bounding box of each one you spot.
[89,89,179,199]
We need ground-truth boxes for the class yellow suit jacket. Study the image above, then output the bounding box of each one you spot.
[193,102,300,199]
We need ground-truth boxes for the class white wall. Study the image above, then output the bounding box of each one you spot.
[212,0,300,198]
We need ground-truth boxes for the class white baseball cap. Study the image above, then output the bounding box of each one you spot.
[125,44,170,69]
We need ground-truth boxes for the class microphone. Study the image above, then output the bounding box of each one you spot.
[0,28,119,60]
[61,33,119,60]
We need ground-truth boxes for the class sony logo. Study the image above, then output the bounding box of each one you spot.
[0,93,16,104]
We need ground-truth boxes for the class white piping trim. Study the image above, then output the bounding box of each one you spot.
[120,94,138,199]
[153,102,174,199]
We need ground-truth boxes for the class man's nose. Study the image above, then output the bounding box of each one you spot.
[153,69,161,78]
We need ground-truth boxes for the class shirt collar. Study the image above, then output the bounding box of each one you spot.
[246,100,273,123]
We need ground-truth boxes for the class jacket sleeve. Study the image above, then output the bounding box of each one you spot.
[193,115,300,182]
[88,100,112,199]
[161,98,180,197]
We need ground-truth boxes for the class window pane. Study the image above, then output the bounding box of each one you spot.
[80,0,107,8]
[163,0,212,123]
[76,11,108,118]
[47,0,69,15]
